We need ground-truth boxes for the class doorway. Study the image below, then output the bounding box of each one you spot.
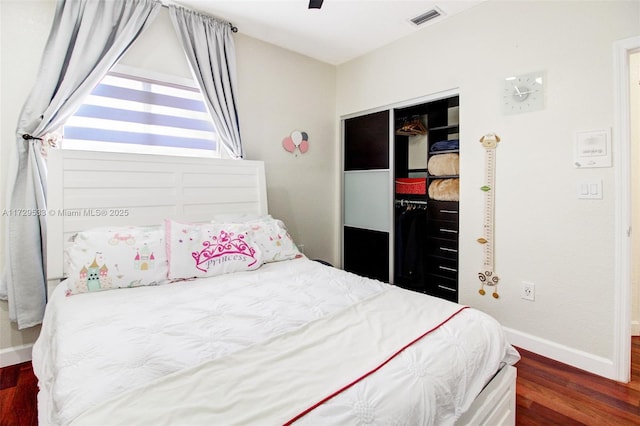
[614,36,640,383]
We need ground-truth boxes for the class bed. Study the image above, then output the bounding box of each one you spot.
[32,149,520,425]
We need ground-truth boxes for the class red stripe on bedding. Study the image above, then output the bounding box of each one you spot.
[283,305,470,425]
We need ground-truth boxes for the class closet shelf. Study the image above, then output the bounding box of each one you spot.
[428,149,459,155]
[428,175,459,179]
[429,124,459,132]
[398,172,460,179]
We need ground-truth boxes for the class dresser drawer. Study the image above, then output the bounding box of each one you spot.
[426,274,458,301]
[427,256,458,280]
[426,237,458,260]
[426,220,459,239]
[428,201,459,222]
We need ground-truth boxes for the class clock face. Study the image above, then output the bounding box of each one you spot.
[502,72,545,114]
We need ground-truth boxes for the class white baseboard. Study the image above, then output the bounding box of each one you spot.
[503,327,616,380]
[0,343,33,368]
[632,320,640,336]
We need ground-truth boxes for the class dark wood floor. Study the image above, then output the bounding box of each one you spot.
[515,337,640,425]
[1,339,640,425]
[0,362,37,426]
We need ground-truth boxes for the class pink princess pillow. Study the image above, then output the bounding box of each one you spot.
[165,219,263,280]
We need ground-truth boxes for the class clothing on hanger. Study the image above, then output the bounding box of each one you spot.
[395,204,427,289]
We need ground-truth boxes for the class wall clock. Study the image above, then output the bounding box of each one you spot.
[502,71,545,115]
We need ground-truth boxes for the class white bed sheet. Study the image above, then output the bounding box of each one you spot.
[33,257,519,425]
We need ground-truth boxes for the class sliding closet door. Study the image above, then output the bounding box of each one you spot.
[342,110,391,282]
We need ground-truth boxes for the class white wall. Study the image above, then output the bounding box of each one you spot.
[118,9,193,79]
[336,0,639,373]
[235,34,337,264]
[0,1,337,356]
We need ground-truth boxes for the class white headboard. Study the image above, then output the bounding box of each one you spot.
[46,149,268,282]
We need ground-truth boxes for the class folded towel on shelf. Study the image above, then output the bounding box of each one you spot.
[428,178,459,201]
[427,153,459,176]
[430,139,459,152]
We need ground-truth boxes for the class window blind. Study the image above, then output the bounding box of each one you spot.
[64,67,218,157]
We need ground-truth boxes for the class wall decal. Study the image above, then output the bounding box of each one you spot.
[283,130,309,155]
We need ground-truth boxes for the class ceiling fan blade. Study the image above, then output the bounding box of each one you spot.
[308,0,324,9]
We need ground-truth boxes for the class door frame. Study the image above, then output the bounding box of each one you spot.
[613,35,640,383]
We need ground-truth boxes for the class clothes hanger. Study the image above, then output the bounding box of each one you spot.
[395,116,427,136]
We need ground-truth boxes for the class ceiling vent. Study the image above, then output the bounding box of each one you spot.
[410,7,444,26]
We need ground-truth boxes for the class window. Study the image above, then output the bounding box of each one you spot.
[63,65,219,158]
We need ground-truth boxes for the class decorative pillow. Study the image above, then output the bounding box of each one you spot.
[166,220,263,279]
[245,218,301,263]
[65,225,169,295]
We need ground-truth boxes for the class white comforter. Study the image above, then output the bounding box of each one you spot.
[33,257,519,425]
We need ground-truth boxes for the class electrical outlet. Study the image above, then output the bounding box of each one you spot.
[522,281,535,301]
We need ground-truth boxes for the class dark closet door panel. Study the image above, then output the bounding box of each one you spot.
[344,110,389,171]
[343,226,389,282]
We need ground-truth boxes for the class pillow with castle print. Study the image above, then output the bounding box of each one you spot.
[65,225,169,295]
[245,217,301,263]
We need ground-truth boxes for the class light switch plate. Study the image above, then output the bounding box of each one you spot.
[577,179,603,199]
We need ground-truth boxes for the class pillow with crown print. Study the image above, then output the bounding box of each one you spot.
[65,225,169,295]
[165,219,263,280]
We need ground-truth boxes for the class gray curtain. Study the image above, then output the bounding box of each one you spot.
[169,5,243,159]
[1,0,161,329]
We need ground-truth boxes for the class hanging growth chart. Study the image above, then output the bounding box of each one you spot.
[477,133,501,298]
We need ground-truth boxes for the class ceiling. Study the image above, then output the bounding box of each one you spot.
[173,0,484,65]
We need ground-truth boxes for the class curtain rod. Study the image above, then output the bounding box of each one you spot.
[160,3,238,33]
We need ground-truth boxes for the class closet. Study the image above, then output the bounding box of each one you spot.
[342,94,460,302]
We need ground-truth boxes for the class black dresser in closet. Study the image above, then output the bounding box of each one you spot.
[424,200,459,301]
